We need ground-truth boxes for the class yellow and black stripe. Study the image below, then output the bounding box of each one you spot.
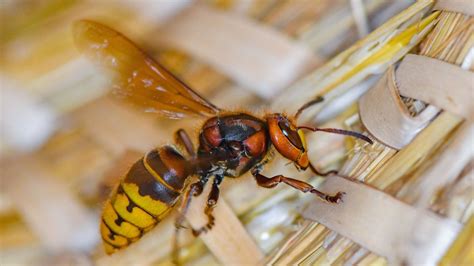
[101,145,189,254]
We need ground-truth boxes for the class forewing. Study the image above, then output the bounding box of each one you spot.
[73,20,220,119]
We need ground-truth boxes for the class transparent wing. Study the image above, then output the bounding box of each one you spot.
[73,20,220,119]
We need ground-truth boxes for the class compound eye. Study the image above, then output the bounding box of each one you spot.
[278,119,304,150]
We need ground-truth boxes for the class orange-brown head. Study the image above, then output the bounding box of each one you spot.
[266,114,309,170]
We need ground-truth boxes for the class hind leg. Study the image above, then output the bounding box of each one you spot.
[191,175,223,237]
[172,177,208,264]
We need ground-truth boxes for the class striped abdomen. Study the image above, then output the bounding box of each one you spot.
[101,145,190,254]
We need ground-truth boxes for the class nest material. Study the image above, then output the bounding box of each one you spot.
[1,0,472,265]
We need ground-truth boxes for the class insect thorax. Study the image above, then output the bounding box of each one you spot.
[197,113,270,178]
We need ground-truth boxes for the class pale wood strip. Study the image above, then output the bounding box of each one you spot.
[301,175,462,265]
[434,0,474,16]
[186,180,264,265]
[359,67,439,149]
[1,156,97,252]
[350,0,370,37]
[370,112,463,189]
[410,122,474,208]
[157,5,320,99]
[396,54,474,119]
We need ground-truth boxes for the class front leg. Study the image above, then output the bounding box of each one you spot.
[251,168,344,203]
[192,175,223,236]
[174,128,196,157]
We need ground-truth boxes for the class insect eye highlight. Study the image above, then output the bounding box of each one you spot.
[278,120,304,150]
[228,141,243,152]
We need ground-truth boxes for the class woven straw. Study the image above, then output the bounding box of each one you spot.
[0,1,472,265]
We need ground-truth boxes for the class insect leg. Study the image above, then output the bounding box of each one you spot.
[174,129,196,157]
[251,168,344,203]
[172,177,207,264]
[191,175,223,237]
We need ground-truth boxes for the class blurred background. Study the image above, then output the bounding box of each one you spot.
[0,0,439,265]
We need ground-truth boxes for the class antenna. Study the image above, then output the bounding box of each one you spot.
[298,126,373,144]
[294,96,324,121]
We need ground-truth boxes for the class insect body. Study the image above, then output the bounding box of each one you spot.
[73,20,372,255]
